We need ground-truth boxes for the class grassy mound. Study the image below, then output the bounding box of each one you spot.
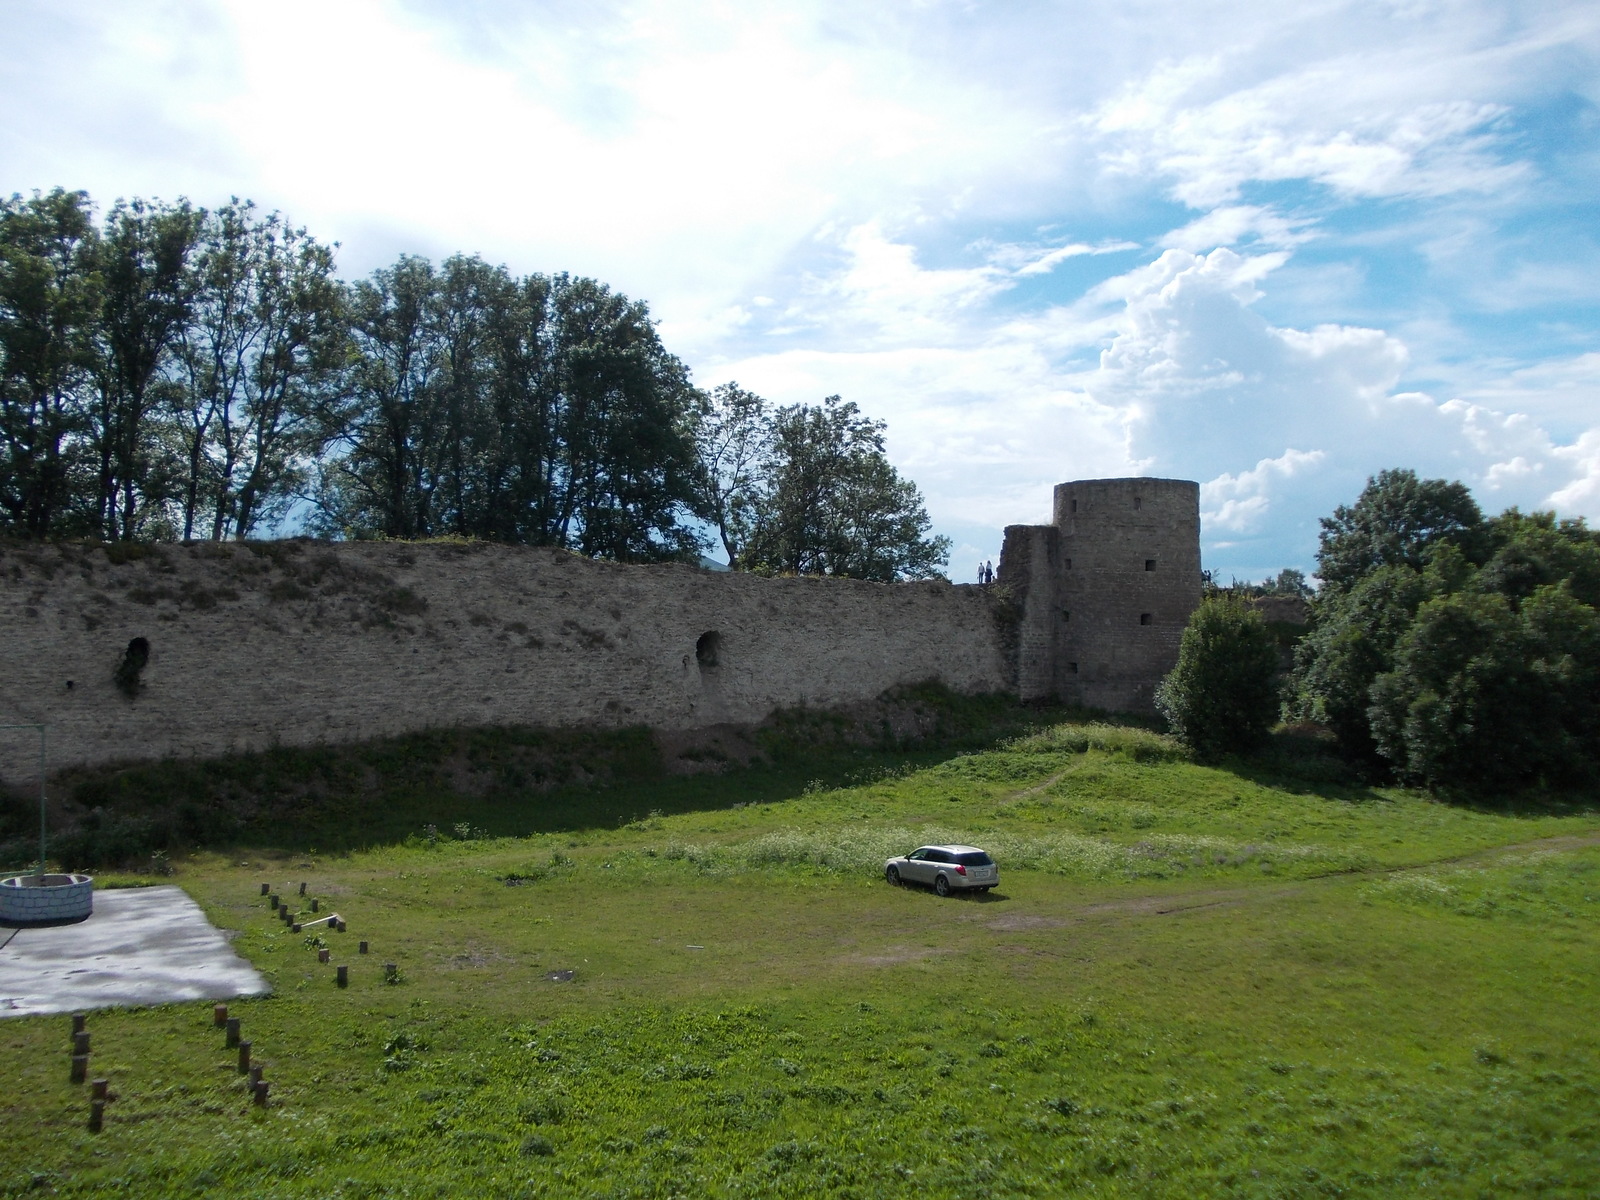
[1,716,1596,1196]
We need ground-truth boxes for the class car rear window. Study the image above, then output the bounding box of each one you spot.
[956,852,993,866]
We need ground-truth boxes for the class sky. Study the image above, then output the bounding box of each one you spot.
[4,0,1599,582]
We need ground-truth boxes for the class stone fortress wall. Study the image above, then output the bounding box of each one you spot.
[0,478,1202,783]
[1000,478,1203,713]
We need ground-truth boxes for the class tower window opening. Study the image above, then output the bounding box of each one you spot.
[1070,499,1077,513]
[1134,495,1142,510]
[1067,662,1079,674]
[1060,610,1070,622]
[1064,557,1072,569]
[1145,559,1156,571]
[1139,613,1153,626]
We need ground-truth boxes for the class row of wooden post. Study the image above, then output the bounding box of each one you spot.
[215,1004,270,1105]
[261,880,383,988]
[67,1013,107,1131]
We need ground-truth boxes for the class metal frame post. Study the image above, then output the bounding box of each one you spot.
[1,723,48,879]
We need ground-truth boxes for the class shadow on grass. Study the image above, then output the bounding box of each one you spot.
[7,687,1083,867]
[1217,727,1600,819]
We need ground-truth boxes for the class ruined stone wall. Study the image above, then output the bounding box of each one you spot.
[1054,478,1202,712]
[1001,478,1202,714]
[0,539,1011,783]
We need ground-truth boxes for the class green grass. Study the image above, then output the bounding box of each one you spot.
[2,726,1598,1197]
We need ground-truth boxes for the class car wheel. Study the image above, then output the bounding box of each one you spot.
[934,873,951,897]
[886,865,901,886]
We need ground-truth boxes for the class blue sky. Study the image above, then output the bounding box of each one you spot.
[4,0,1598,582]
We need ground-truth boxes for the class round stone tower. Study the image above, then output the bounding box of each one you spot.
[1052,477,1201,712]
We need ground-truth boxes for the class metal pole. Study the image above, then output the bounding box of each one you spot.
[0,723,47,881]
[38,725,47,878]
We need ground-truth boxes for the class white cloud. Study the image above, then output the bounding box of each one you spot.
[1202,449,1327,533]
[1089,50,1529,209]
[6,0,1600,573]
[1160,205,1315,253]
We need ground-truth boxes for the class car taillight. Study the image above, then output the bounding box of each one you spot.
[954,864,966,875]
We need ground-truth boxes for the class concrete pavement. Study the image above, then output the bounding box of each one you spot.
[0,885,269,1017]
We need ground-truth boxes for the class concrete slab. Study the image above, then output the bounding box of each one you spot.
[0,885,269,1017]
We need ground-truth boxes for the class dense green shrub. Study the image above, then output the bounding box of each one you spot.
[1155,595,1280,762]
[1292,472,1600,795]
[1369,584,1600,793]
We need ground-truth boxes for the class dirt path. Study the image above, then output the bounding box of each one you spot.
[971,827,1600,933]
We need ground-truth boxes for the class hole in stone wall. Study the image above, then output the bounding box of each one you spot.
[695,631,721,670]
[1068,662,1079,674]
[1145,559,1156,571]
[1060,610,1070,622]
[1064,558,1072,569]
[1139,613,1153,626]
[114,636,151,699]
[1134,496,1142,509]
[1071,499,1078,513]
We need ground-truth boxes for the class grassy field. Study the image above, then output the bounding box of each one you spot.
[2,721,1598,1197]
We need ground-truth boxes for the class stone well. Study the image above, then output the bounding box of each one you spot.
[0,873,94,924]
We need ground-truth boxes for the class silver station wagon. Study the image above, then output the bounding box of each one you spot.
[884,844,998,896]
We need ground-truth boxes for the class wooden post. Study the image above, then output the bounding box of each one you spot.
[299,881,306,896]
[260,883,269,896]
[72,1031,90,1055]
[384,963,398,982]
[253,1080,270,1106]
[335,918,346,933]
[269,893,279,910]
[310,899,319,913]
[213,1003,229,1027]
[225,1017,241,1047]
[91,1079,108,1101]
[249,1064,263,1087]
[318,948,330,964]
[359,941,369,955]
[336,965,348,988]
[88,1099,104,1132]
[291,924,302,933]
[70,1054,88,1084]
[237,1041,251,1074]
[71,1012,86,1035]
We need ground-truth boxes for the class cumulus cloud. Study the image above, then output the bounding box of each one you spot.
[1201,449,1327,533]
[6,0,1599,573]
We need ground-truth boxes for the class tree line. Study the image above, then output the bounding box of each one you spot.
[1160,467,1600,797]
[0,188,948,579]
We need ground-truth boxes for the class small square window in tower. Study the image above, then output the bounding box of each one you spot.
[1139,613,1153,626]
[1067,662,1079,674]
[1064,558,1072,569]
[1070,499,1078,512]
[1145,559,1156,571]
[1134,495,1142,510]
[1060,610,1070,622]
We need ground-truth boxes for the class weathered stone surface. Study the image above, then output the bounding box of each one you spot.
[1002,478,1203,713]
[0,477,1203,779]
[0,539,1010,781]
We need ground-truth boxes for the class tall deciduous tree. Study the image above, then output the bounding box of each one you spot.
[1316,468,1483,595]
[739,394,949,581]
[321,262,703,561]
[0,188,99,538]
[691,381,769,569]
[174,201,344,540]
[88,197,202,540]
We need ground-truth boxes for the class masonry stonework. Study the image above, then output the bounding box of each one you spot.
[0,478,1202,782]
[1000,478,1202,713]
